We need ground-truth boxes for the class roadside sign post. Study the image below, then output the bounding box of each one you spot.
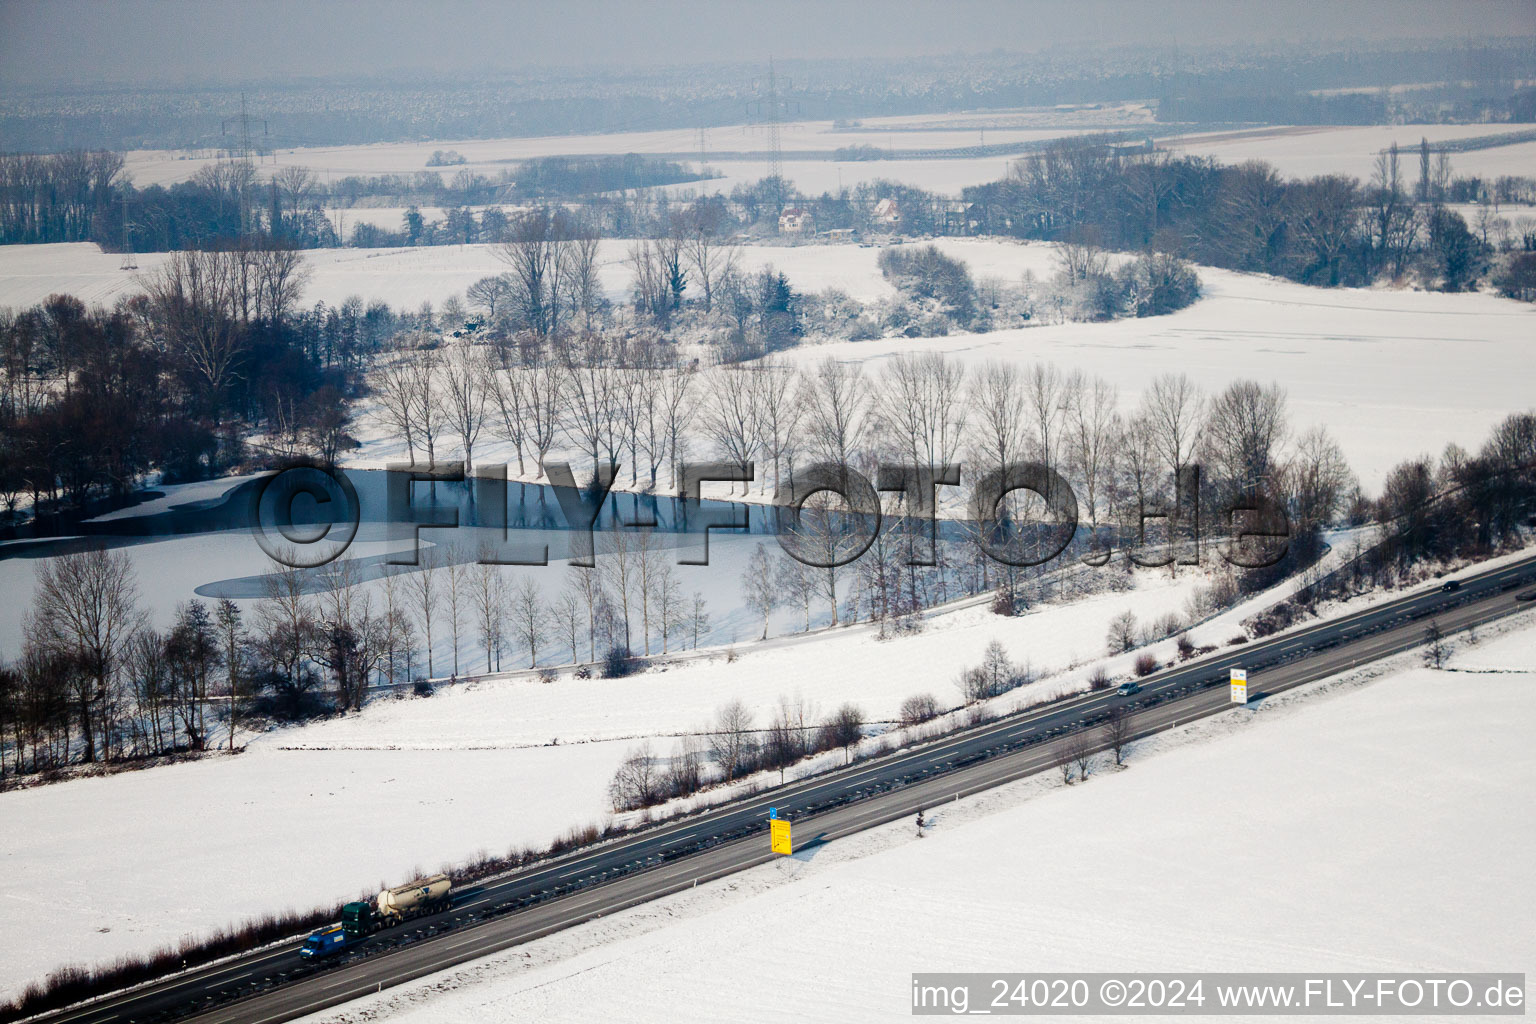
[1230,668,1248,704]
[769,812,793,856]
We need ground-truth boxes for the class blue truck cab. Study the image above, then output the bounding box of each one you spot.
[299,923,349,959]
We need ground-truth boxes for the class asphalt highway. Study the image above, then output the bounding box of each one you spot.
[33,553,1536,1024]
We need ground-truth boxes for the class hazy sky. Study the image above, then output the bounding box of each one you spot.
[2,0,1532,87]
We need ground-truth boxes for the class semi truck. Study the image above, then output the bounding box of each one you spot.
[338,873,454,937]
[302,874,455,956]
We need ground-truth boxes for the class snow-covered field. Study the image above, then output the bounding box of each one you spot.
[301,614,1536,1024]
[1160,123,1536,182]
[766,242,1536,494]
[116,115,1536,202]
[118,106,1153,189]
[8,235,1527,495]
[274,571,1207,752]
[7,536,1522,1002]
[0,563,1210,999]
[0,741,626,1001]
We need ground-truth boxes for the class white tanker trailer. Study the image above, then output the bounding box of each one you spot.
[376,873,453,923]
[333,873,454,940]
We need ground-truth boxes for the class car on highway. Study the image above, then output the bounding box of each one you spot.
[1440,579,1463,592]
[1517,589,1536,602]
[1116,681,1142,696]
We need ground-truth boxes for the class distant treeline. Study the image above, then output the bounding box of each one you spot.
[0,238,396,515]
[1157,85,1536,125]
[0,151,710,250]
[963,136,1536,292]
[3,39,1534,152]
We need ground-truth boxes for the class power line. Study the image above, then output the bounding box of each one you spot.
[749,58,796,211]
[221,92,268,234]
[119,192,137,271]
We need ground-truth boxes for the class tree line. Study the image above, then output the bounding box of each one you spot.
[963,136,1536,294]
[0,235,377,521]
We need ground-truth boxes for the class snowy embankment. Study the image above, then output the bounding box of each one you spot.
[4,534,1521,1002]
[300,613,1536,1024]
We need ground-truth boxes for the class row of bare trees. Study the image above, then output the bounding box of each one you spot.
[0,532,708,778]
[371,329,1359,634]
[609,696,865,811]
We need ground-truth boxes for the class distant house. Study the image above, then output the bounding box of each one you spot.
[820,227,855,242]
[871,197,901,228]
[779,207,814,234]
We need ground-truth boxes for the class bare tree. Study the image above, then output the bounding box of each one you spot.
[444,558,468,677]
[682,211,740,312]
[803,357,869,471]
[1284,426,1355,536]
[497,207,572,337]
[657,364,697,491]
[137,249,247,403]
[1106,609,1139,654]
[410,348,449,473]
[710,699,755,781]
[1055,224,1110,285]
[753,358,803,494]
[27,545,145,762]
[1104,705,1131,766]
[441,344,486,475]
[550,587,583,664]
[564,224,604,331]
[774,554,818,632]
[967,360,1029,479]
[251,551,320,717]
[470,551,505,673]
[478,346,527,475]
[700,365,762,493]
[647,561,684,654]
[1203,379,1289,499]
[215,598,244,750]
[405,548,443,678]
[689,591,710,650]
[609,741,661,810]
[1054,739,1076,784]
[876,351,967,472]
[558,333,619,476]
[251,241,312,323]
[1422,619,1447,669]
[370,355,420,463]
[825,702,865,764]
[599,527,637,654]
[568,565,603,663]
[1069,730,1093,780]
[742,542,779,640]
[899,693,942,727]
[763,697,807,784]
[466,274,513,319]
[1141,372,1205,481]
[1065,372,1120,542]
[633,528,666,655]
[508,576,546,668]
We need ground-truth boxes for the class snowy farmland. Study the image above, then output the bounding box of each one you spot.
[0,562,1214,999]
[3,235,1532,495]
[299,616,1536,1024]
[116,105,1154,190]
[3,539,1522,1002]
[1159,123,1536,185]
[113,114,1536,201]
